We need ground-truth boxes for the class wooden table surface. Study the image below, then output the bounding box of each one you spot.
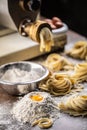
[0,30,87,130]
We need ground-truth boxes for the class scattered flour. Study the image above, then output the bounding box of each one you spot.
[11,92,59,125]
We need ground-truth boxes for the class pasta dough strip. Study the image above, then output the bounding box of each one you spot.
[66,41,87,60]
[32,118,53,129]
[42,53,74,72]
[24,20,54,52]
[39,73,73,96]
[39,27,54,52]
[39,72,83,96]
[72,62,87,83]
[58,95,87,116]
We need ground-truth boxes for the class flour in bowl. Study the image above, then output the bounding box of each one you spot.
[1,68,40,83]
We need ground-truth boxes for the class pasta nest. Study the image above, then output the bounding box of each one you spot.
[39,73,73,96]
[72,62,87,83]
[43,53,74,72]
[66,41,87,60]
[58,94,87,116]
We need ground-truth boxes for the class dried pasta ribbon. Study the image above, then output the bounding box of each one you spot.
[39,73,73,96]
[25,20,54,52]
[32,118,53,129]
[66,41,87,60]
[42,53,74,72]
[72,62,87,83]
[58,95,87,116]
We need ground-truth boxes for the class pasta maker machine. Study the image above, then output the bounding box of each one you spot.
[0,0,68,65]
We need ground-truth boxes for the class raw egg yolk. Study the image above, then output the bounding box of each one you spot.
[81,96,87,99]
[30,94,43,101]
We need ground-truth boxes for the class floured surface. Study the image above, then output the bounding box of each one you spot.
[0,31,87,130]
[0,87,87,130]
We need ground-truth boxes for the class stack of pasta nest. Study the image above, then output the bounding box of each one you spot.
[38,44,87,117]
[11,40,87,129]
